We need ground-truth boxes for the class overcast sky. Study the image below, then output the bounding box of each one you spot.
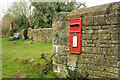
[0,0,120,20]
[79,0,120,7]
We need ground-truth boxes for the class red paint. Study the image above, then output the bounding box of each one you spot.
[70,18,81,54]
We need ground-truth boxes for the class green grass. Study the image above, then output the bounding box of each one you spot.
[2,38,55,78]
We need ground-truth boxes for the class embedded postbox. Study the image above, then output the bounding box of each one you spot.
[70,18,81,54]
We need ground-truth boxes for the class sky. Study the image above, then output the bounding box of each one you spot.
[0,0,120,20]
[78,0,120,7]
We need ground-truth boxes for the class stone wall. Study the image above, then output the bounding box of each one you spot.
[27,28,52,42]
[52,2,120,78]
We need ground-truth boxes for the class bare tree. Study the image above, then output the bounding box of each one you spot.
[74,2,86,9]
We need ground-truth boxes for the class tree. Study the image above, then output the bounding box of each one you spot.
[2,1,31,33]
[74,2,86,9]
[30,2,86,28]
[10,1,30,29]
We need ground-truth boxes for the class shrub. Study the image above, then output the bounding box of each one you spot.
[23,28,28,40]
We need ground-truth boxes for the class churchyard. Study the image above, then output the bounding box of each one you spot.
[2,38,55,78]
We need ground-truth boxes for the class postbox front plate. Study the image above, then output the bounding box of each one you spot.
[70,18,81,54]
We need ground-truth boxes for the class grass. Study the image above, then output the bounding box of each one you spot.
[2,38,55,78]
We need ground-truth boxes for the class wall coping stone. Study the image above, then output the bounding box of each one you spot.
[65,2,120,20]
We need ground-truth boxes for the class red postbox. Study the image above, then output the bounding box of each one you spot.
[70,18,81,54]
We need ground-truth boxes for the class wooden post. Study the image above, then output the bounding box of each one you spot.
[10,22,13,36]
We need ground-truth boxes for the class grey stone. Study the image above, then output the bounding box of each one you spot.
[52,2,120,78]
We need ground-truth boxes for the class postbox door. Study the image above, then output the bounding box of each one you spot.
[70,32,81,54]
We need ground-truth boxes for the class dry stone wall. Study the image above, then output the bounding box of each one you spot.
[26,28,52,42]
[52,2,120,78]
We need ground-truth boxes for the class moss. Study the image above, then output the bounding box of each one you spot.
[55,32,58,37]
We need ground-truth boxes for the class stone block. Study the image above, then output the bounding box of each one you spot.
[80,58,91,64]
[53,45,57,54]
[105,13,120,25]
[82,40,93,44]
[82,16,94,26]
[107,67,114,73]
[54,56,67,65]
[69,54,78,63]
[97,66,105,71]
[87,40,93,44]
[93,71,101,76]
[87,70,94,76]
[35,36,45,42]
[111,33,119,40]
[117,61,120,68]
[101,26,109,29]
[104,55,118,61]
[82,47,92,53]
[94,30,109,34]
[109,25,120,34]
[110,46,119,55]
[52,54,59,64]
[105,14,111,25]
[105,59,117,67]
[111,40,119,44]
[107,47,118,56]
[97,71,104,77]
[110,74,119,78]
[82,26,93,30]
[82,30,94,34]
[93,15,105,25]
[100,44,111,48]
[87,44,95,47]
[54,64,68,78]
[89,65,97,71]
[110,14,120,25]
[100,40,110,44]
[101,48,108,54]
[92,34,99,40]
[82,42,87,47]
[91,47,100,53]
[96,59,105,66]
[98,34,111,40]
[78,64,84,69]
[53,12,69,22]
[56,46,67,53]
[92,26,101,30]
[114,68,119,74]
[83,54,95,58]
[82,34,92,40]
